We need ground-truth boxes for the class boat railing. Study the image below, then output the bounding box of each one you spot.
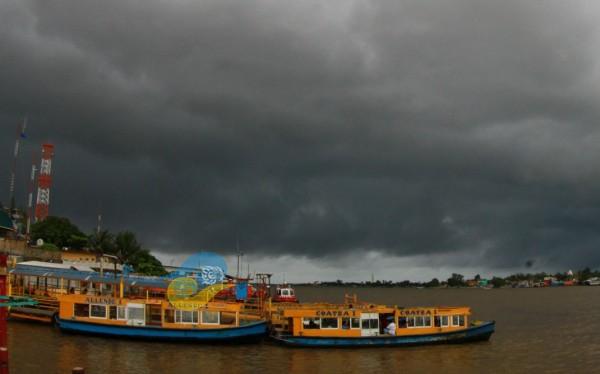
[271,302,383,310]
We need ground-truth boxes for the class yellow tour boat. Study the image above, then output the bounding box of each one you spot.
[269,295,495,347]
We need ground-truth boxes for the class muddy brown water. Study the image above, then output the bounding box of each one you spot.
[9,286,600,373]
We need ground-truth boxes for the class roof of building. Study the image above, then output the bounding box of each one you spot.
[0,210,14,231]
[61,249,93,254]
[16,260,95,272]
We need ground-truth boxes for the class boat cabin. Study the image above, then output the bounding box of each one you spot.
[273,285,298,303]
[274,303,471,337]
[57,294,261,329]
[8,261,261,325]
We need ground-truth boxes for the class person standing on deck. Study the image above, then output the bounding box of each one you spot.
[384,318,396,335]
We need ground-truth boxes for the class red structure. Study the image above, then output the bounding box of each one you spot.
[0,254,7,374]
[34,144,54,222]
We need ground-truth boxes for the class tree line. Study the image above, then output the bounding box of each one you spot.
[30,216,166,276]
[303,270,598,288]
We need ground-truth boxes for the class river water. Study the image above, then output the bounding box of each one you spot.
[8,286,600,373]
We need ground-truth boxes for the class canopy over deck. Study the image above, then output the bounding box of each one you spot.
[11,261,169,289]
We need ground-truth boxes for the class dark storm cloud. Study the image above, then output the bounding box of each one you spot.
[2,0,600,270]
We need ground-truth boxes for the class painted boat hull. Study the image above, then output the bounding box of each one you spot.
[56,318,268,343]
[272,321,495,347]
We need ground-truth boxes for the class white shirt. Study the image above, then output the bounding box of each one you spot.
[385,322,396,335]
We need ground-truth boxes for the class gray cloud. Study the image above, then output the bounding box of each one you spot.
[2,0,600,271]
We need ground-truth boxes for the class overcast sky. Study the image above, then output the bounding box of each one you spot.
[2,0,600,281]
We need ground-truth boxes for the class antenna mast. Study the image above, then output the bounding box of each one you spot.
[8,118,26,211]
[25,152,37,236]
[34,143,54,222]
[235,236,244,279]
[97,213,102,234]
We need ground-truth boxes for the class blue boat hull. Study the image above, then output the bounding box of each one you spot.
[272,321,495,347]
[56,318,268,343]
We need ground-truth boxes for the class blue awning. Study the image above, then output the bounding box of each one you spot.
[12,263,170,289]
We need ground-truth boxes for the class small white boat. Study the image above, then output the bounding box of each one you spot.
[584,277,600,286]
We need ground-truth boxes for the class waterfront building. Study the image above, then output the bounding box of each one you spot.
[61,249,123,272]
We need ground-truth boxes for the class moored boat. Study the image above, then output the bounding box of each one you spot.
[55,294,267,342]
[272,284,298,303]
[584,277,600,286]
[9,260,269,342]
[269,296,494,347]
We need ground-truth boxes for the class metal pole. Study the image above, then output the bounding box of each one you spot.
[235,236,240,278]
[9,118,26,212]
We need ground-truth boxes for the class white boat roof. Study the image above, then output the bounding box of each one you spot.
[17,261,95,272]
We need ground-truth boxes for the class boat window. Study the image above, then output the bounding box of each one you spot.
[290,290,295,296]
[452,315,465,326]
[415,316,424,327]
[220,312,236,325]
[90,304,107,319]
[399,317,408,328]
[405,316,432,328]
[127,306,145,321]
[434,316,440,327]
[342,318,360,329]
[361,319,378,329]
[108,305,126,320]
[321,318,338,329]
[175,310,198,324]
[47,277,58,288]
[342,317,360,330]
[117,306,126,320]
[441,315,449,327]
[201,311,220,325]
[74,303,89,317]
[303,317,321,329]
[277,289,281,296]
[282,290,289,296]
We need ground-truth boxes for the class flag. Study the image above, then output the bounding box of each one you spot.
[20,118,27,139]
[235,281,248,301]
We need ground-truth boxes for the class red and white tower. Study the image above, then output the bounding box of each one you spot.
[34,144,54,222]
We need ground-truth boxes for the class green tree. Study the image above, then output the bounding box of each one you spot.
[490,277,506,288]
[426,278,440,287]
[133,249,167,276]
[112,231,143,265]
[88,229,115,265]
[447,273,465,287]
[40,243,59,251]
[108,231,166,276]
[31,216,87,249]
[578,267,592,282]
